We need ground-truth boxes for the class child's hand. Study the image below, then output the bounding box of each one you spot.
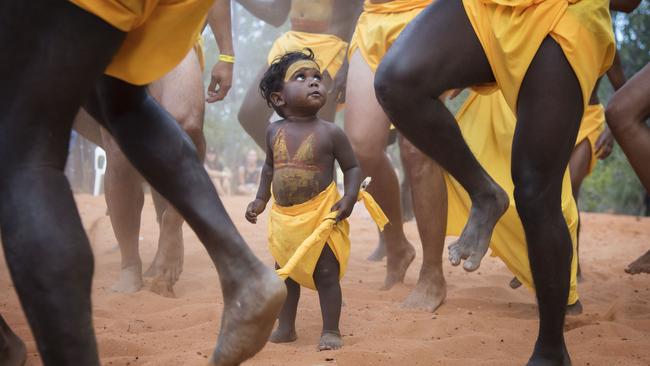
[330,196,356,223]
[245,198,266,224]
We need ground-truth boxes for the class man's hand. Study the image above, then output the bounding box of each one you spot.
[595,127,614,159]
[330,196,356,223]
[206,60,233,103]
[245,198,267,223]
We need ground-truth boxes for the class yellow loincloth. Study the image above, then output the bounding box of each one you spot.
[70,0,213,85]
[270,182,388,290]
[348,0,433,72]
[576,104,605,174]
[462,0,615,112]
[445,91,580,305]
[267,31,348,79]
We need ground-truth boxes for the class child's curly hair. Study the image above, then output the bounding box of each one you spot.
[259,48,318,118]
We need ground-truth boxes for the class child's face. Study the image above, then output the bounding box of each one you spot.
[276,66,327,116]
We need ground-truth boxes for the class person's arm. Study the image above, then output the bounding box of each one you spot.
[245,127,276,223]
[235,0,291,27]
[206,0,235,103]
[330,125,362,222]
[330,0,364,103]
[607,50,627,91]
[609,0,642,13]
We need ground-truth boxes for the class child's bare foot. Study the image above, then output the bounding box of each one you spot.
[318,330,343,351]
[624,250,650,274]
[209,266,287,366]
[448,186,508,272]
[269,327,297,343]
[402,266,447,312]
[367,239,386,262]
[510,276,523,289]
[381,239,415,290]
[0,320,26,366]
[111,262,143,293]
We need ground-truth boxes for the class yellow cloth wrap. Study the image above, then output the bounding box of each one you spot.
[576,104,605,174]
[462,0,615,112]
[348,0,433,72]
[267,31,348,79]
[194,34,206,72]
[272,182,388,289]
[70,0,213,85]
[446,91,580,305]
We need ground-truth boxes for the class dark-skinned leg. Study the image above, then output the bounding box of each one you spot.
[513,37,584,366]
[269,268,300,344]
[375,0,508,273]
[313,245,343,350]
[84,76,286,366]
[0,2,125,364]
[0,315,26,366]
[399,136,447,312]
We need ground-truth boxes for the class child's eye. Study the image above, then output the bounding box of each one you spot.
[295,74,306,81]
[314,75,322,81]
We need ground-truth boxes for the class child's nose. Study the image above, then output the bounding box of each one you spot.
[309,78,320,87]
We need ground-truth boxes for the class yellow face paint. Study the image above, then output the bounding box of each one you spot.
[284,60,320,82]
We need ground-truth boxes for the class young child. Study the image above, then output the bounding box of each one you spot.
[245,50,381,351]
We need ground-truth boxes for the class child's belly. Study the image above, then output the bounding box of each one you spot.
[273,168,324,207]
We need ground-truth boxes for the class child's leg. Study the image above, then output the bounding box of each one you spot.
[313,245,343,350]
[270,272,300,343]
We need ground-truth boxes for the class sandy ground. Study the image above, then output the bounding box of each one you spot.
[1,193,649,366]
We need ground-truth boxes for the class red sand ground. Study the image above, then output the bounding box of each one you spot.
[1,194,649,366]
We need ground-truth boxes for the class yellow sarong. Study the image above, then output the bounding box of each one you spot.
[462,0,615,112]
[446,91,580,305]
[270,182,388,290]
[70,0,213,85]
[268,31,348,79]
[348,0,433,72]
[576,104,605,174]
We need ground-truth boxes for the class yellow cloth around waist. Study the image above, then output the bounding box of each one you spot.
[446,91,580,305]
[267,31,348,79]
[462,0,615,113]
[70,0,212,85]
[348,0,433,72]
[576,104,605,174]
[271,182,388,290]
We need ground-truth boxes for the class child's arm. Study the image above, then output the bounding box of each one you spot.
[245,126,276,223]
[330,125,363,222]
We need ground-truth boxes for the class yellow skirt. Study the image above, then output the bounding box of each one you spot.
[446,91,580,305]
[576,104,605,174]
[267,31,348,79]
[348,0,433,72]
[462,0,615,112]
[70,0,212,85]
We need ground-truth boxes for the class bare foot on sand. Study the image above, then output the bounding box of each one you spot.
[147,222,184,297]
[510,276,523,289]
[269,327,297,344]
[367,235,386,262]
[318,331,343,351]
[625,250,650,274]
[0,318,26,366]
[111,263,143,293]
[448,187,508,272]
[209,267,287,366]
[381,240,416,290]
[402,266,447,312]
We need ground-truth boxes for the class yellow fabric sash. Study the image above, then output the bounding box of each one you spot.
[271,181,387,290]
[463,0,615,112]
[576,104,605,174]
[446,91,580,305]
[348,0,433,72]
[267,31,348,79]
[70,0,212,85]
